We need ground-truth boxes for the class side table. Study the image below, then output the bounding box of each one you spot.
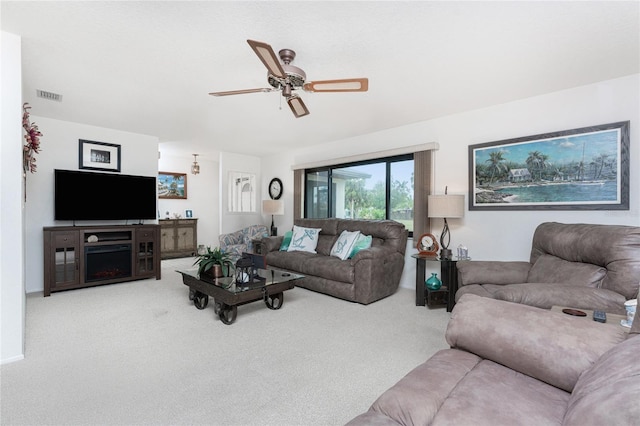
[411,253,459,312]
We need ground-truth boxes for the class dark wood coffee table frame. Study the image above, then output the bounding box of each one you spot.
[178,270,297,325]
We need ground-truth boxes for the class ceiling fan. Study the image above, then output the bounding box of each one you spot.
[209,39,368,118]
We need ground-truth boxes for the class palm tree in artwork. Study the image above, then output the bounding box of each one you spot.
[526,151,549,181]
[485,151,507,184]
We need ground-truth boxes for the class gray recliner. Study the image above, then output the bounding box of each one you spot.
[456,222,640,314]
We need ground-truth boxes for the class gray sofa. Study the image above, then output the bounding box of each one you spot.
[347,293,640,425]
[261,218,408,304]
[456,222,640,314]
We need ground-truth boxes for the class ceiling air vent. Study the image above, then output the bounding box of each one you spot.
[36,89,63,102]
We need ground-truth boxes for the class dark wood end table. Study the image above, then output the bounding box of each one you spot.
[411,254,460,312]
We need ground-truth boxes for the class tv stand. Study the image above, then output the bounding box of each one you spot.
[43,224,161,296]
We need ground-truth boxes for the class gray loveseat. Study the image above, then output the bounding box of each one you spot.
[261,218,408,304]
[347,293,640,425]
[456,222,640,314]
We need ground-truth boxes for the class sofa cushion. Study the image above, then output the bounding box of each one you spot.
[266,251,356,284]
[492,284,627,314]
[447,294,627,392]
[287,225,322,253]
[434,359,570,426]
[563,335,640,425]
[366,349,482,426]
[330,230,361,260]
[527,254,606,287]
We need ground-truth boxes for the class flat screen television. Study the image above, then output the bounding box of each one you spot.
[55,169,157,221]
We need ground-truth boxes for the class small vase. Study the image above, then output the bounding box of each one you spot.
[426,273,442,290]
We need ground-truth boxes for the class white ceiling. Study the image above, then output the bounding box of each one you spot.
[3,1,639,159]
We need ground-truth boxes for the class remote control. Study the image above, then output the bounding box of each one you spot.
[593,310,607,323]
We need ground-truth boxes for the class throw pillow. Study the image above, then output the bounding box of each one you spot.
[330,230,361,261]
[279,230,293,251]
[349,234,372,258]
[527,254,606,287]
[287,225,322,253]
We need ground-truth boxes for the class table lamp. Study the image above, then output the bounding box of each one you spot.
[262,199,284,236]
[427,189,465,260]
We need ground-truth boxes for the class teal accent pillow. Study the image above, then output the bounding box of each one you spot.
[349,234,372,258]
[280,230,293,251]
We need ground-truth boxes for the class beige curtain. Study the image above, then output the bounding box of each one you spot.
[413,150,433,241]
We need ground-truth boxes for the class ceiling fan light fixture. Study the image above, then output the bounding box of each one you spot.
[287,96,310,118]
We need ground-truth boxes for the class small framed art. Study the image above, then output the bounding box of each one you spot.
[158,172,187,199]
[79,139,121,172]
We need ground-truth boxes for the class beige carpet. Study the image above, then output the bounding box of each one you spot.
[1,258,450,425]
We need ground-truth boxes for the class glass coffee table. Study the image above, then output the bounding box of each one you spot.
[177,268,304,325]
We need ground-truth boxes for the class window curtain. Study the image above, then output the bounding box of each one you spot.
[413,150,433,239]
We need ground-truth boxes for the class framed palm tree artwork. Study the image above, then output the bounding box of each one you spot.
[468,121,629,211]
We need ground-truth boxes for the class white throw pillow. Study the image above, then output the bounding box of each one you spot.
[287,225,322,253]
[330,230,361,261]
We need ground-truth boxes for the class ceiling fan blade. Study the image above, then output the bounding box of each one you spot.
[303,78,369,93]
[209,88,274,97]
[247,39,287,80]
[287,96,310,118]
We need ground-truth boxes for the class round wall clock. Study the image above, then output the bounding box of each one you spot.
[268,177,283,200]
[417,233,439,256]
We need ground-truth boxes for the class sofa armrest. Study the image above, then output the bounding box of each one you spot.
[350,246,392,263]
[446,294,627,392]
[457,260,531,286]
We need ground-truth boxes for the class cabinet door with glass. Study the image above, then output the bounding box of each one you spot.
[136,228,157,277]
[45,230,80,295]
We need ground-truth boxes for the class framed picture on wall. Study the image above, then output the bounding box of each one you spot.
[158,172,187,199]
[468,121,629,211]
[79,139,121,172]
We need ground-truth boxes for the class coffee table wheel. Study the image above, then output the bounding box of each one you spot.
[213,301,222,315]
[265,292,284,310]
[193,292,209,310]
[218,304,238,325]
[188,288,196,301]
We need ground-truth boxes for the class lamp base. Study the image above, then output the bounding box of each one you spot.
[271,225,278,236]
[440,248,452,260]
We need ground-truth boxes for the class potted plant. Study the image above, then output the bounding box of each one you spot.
[193,246,233,279]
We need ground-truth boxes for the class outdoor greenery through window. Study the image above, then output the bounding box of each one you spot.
[305,154,414,234]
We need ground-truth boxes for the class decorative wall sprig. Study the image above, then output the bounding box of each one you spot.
[22,102,42,173]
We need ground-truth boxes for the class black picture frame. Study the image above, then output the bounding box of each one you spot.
[79,139,121,172]
[468,121,630,211]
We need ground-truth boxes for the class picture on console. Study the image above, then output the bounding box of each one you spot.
[468,121,629,211]
[79,139,121,172]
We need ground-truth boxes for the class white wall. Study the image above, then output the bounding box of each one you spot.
[24,117,159,293]
[263,74,640,289]
[219,152,264,235]
[158,152,219,248]
[1,31,26,364]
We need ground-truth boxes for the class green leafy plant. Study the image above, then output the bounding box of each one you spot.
[193,246,233,277]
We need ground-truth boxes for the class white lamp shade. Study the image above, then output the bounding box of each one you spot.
[427,194,465,218]
[262,199,284,215]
